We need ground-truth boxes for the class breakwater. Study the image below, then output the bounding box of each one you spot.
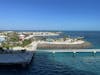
[37,42,91,49]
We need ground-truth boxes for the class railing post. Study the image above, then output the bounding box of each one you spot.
[92,50,96,57]
[53,51,55,54]
[73,51,76,57]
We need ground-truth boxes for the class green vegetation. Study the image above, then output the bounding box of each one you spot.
[42,37,46,41]
[63,36,67,41]
[10,36,19,42]
[1,42,10,49]
[21,39,32,47]
[63,35,70,41]
[9,32,19,42]
[1,32,33,48]
[1,32,20,49]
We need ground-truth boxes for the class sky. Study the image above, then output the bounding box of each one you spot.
[0,0,100,31]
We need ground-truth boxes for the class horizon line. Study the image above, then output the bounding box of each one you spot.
[0,30,100,32]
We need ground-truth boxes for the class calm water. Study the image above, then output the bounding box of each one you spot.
[61,31,100,49]
[0,31,100,75]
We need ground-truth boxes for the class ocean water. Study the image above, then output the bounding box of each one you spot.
[0,31,100,75]
[61,31,100,49]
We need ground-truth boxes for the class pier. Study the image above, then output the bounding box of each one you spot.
[0,51,34,67]
[37,49,100,53]
[37,49,100,57]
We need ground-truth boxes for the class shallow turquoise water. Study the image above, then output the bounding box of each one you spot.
[49,52,100,74]
[32,51,100,75]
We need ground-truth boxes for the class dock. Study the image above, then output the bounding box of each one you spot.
[0,51,34,67]
[0,42,37,67]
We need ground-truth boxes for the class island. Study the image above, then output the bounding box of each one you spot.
[0,31,91,50]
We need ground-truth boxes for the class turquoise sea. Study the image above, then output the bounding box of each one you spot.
[0,31,100,75]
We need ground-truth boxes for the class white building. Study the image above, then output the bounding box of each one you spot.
[0,36,6,42]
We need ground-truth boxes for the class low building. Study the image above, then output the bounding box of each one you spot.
[19,34,25,41]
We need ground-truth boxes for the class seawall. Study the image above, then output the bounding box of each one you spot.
[37,42,92,49]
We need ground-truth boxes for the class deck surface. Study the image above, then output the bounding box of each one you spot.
[36,49,100,53]
[0,51,34,64]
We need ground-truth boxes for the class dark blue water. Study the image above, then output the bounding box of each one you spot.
[61,31,100,49]
[0,31,100,75]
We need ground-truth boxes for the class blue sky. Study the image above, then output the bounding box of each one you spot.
[0,0,100,30]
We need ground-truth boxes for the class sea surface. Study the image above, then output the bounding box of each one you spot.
[0,31,100,75]
[61,31,100,49]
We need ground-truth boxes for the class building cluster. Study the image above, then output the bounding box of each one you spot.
[18,32,60,41]
[0,31,61,48]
